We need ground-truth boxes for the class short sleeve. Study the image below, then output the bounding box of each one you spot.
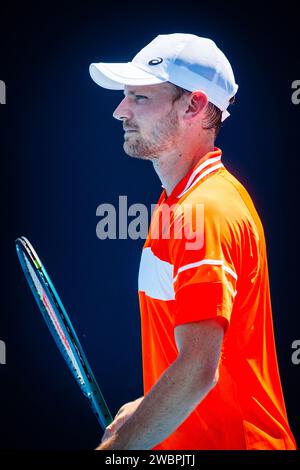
[170,201,239,331]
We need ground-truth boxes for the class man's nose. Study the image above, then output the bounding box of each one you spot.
[113,97,133,121]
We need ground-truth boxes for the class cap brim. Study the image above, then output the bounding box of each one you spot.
[89,62,166,90]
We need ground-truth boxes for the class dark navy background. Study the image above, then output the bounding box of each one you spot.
[0,1,299,449]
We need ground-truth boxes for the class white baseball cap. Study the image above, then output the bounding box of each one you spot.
[89,33,238,121]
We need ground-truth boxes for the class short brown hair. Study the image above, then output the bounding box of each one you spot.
[170,83,236,138]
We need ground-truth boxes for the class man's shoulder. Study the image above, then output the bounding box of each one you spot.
[176,168,266,247]
[180,169,238,209]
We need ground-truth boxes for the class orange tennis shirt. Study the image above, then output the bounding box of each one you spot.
[138,147,297,450]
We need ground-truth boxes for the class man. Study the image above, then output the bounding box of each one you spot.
[89,33,297,450]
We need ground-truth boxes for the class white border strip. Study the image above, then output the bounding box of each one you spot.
[177,163,224,198]
[173,258,238,284]
[180,155,222,196]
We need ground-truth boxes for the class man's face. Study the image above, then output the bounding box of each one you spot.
[113,83,182,160]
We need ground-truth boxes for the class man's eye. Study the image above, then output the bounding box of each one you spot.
[135,95,148,100]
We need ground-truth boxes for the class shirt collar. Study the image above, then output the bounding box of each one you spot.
[162,147,223,200]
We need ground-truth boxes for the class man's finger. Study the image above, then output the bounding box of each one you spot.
[101,424,115,442]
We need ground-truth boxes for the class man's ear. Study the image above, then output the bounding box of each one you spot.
[183,91,209,120]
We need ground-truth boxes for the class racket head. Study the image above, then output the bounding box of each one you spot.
[15,236,112,430]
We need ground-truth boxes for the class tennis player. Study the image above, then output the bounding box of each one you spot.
[89,33,297,450]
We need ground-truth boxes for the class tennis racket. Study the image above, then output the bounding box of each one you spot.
[15,236,113,431]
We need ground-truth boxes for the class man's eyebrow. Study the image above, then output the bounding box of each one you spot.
[123,89,147,96]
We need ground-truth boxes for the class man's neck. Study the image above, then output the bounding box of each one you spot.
[152,141,215,197]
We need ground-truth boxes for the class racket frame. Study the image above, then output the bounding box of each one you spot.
[15,236,113,430]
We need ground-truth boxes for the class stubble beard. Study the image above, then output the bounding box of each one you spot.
[123,107,180,161]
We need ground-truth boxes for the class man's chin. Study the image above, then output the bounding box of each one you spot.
[123,144,153,160]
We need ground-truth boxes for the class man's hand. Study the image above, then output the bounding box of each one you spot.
[96,319,224,450]
[99,396,144,445]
